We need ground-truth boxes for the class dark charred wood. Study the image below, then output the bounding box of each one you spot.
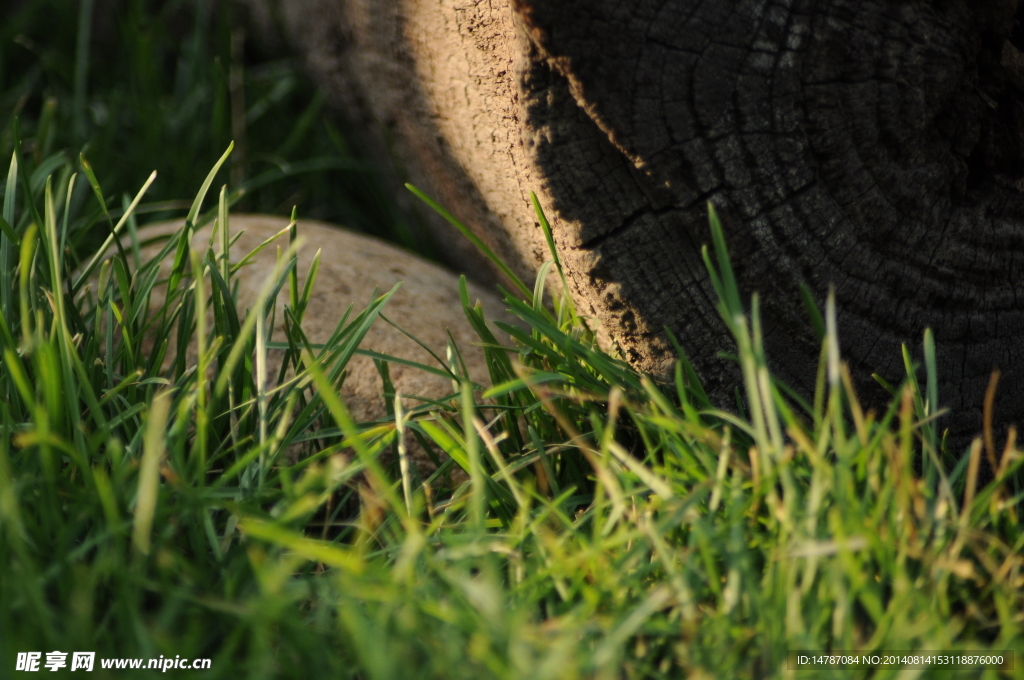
[275,0,1024,456]
[512,0,1024,454]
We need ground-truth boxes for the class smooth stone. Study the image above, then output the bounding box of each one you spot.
[100,214,507,479]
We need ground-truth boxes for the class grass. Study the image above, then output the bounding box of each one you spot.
[2,4,1024,678]
[0,0,423,260]
[0,129,1022,678]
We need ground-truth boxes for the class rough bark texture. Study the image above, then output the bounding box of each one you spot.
[259,0,538,287]
[263,0,1024,444]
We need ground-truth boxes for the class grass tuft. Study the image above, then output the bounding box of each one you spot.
[0,143,1020,678]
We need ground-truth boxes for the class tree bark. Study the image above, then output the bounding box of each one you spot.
[269,0,1024,443]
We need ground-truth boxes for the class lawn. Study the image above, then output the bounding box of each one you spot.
[1,2,1022,678]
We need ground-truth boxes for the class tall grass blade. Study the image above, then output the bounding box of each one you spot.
[133,390,171,557]
[406,183,532,300]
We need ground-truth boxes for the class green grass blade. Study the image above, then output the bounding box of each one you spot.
[132,390,171,557]
[187,142,234,227]
[406,183,533,300]
[73,168,156,293]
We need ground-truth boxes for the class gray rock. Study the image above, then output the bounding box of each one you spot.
[112,214,507,477]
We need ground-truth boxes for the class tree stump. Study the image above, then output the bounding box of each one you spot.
[258,0,1024,444]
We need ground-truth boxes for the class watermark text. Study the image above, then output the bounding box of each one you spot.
[16,652,210,672]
